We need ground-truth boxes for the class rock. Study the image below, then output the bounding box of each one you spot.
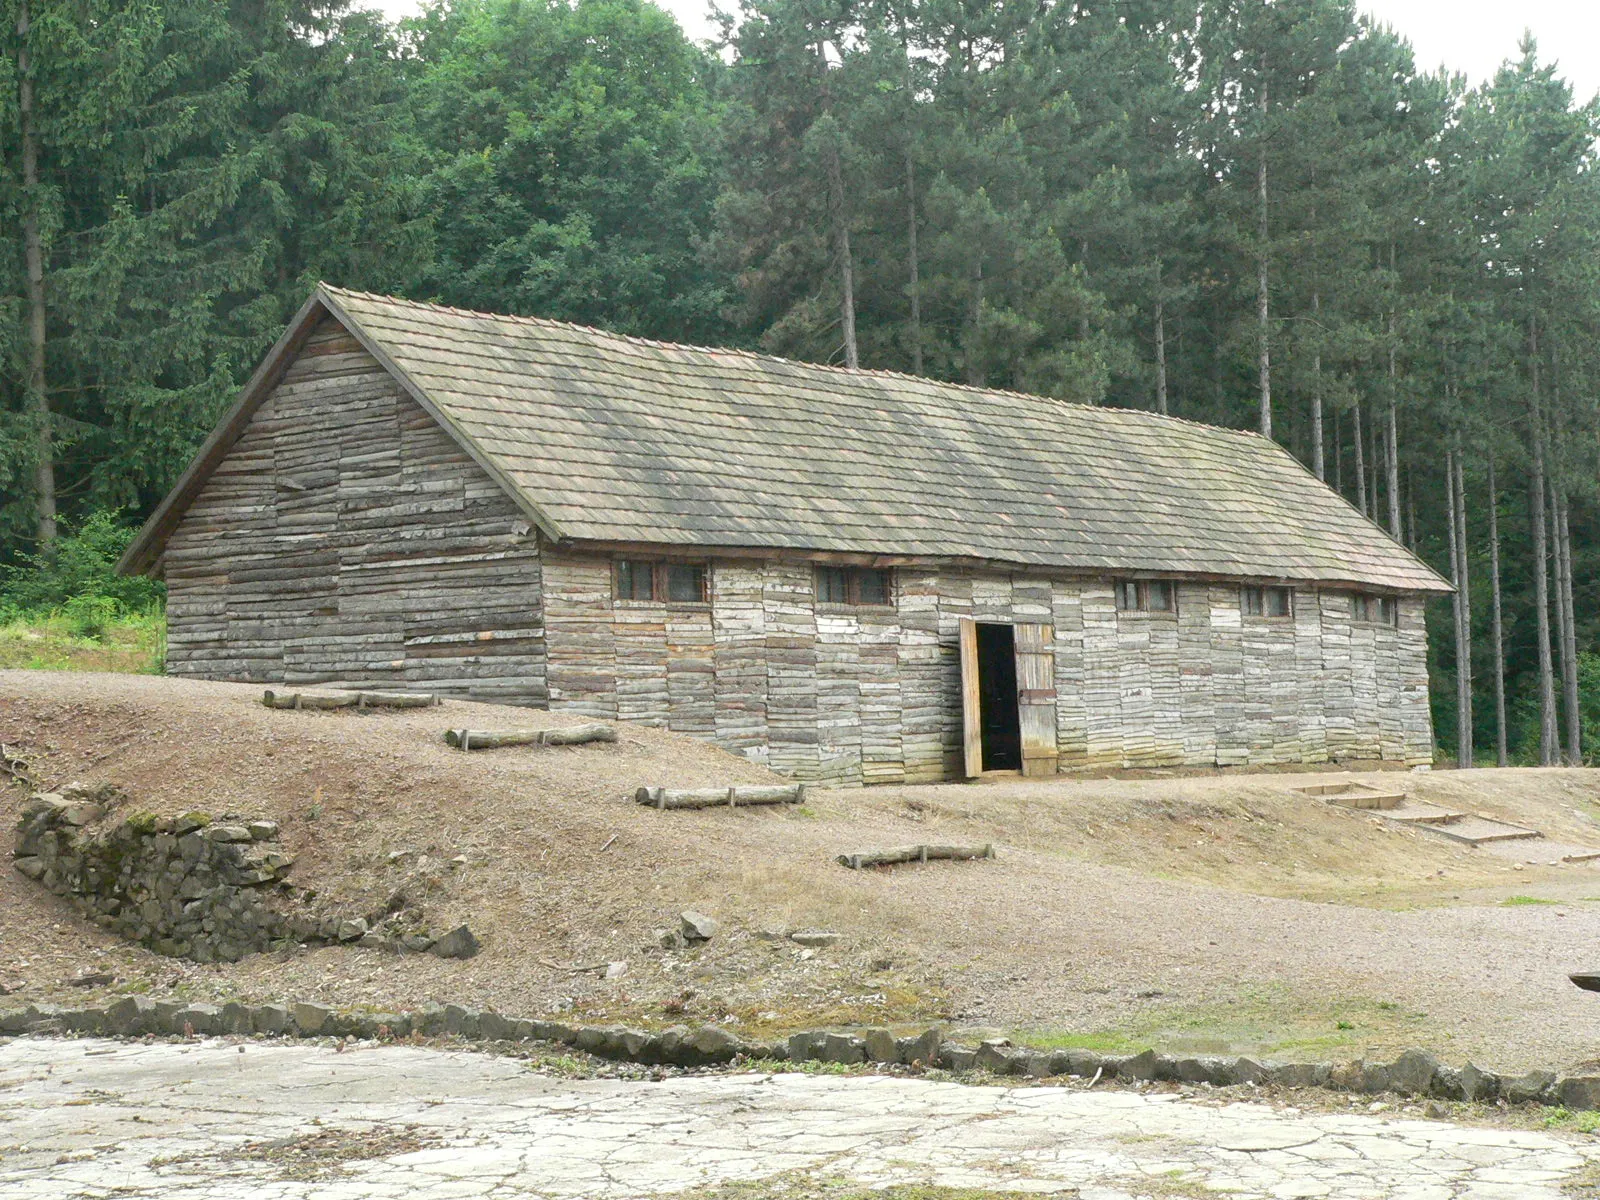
[941,1045,978,1071]
[443,1004,479,1038]
[59,802,104,827]
[335,918,368,942]
[247,821,279,841]
[104,995,156,1036]
[67,970,114,989]
[680,911,719,943]
[689,1025,741,1063]
[206,826,253,844]
[1504,1069,1556,1105]
[789,930,841,947]
[1458,1062,1500,1102]
[13,858,44,881]
[1269,1061,1329,1089]
[470,1017,515,1043]
[1176,1056,1231,1086]
[1386,1049,1439,1097]
[975,1040,1024,1075]
[656,928,682,950]
[897,1027,942,1068]
[1232,1057,1271,1085]
[1024,1051,1057,1078]
[860,1028,897,1063]
[1424,1101,1450,1119]
[604,961,628,981]
[1557,1076,1600,1111]
[252,1004,291,1035]
[429,924,481,960]
[1117,1049,1160,1081]
[787,1031,820,1062]
[291,1002,331,1035]
[819,1032,866,1065]
[218,1001,253,1035]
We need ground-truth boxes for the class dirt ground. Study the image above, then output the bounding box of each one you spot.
[5,670,1600,1075]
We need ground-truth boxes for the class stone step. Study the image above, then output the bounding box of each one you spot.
[1326,791,1408,811]
[1413,815,1544,847]
[1382,803,1466,825]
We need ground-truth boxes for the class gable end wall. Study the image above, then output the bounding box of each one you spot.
[162,316,546,703]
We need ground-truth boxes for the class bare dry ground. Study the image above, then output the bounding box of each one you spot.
[5,670,1600,1074]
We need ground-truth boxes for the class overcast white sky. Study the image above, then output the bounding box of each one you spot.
[375,0,1600,102]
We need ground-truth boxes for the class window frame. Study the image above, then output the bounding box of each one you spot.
[814,565,895,609]
[611,559,711,607]
[1241,585,1293,619]
[1114,579,1177,615]
[1351,592,1399,627]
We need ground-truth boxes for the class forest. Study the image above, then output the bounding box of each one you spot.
[1,0,1597,764]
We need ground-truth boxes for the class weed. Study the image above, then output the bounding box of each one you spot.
[1544,1107,1600,1134]
[1502,896,1560,907]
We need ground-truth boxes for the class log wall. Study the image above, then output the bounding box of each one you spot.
[163,317,546,703]
[543,557,1435,785]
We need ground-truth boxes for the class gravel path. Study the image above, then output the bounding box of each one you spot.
[2,1037,1596,1200]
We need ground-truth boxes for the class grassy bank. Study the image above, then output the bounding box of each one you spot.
[0,606,165,673]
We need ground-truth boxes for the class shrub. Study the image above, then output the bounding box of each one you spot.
[0,511,164,615]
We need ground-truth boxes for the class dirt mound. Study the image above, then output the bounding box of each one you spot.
[7,670,1600,1073]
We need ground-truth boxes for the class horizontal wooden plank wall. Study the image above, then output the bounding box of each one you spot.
[165,316,546,704]
[541,556,1436,784]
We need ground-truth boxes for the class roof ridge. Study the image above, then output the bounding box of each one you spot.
[316,282,1256,440]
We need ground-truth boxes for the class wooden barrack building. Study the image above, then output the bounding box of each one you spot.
[121,285,1450,785]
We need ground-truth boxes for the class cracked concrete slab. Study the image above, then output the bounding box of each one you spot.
[0,1037,1595,1199]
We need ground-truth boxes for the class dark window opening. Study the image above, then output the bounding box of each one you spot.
[1115,579,1176,614]
[975,622,1022,772]
[815,565,893,607]
[1352,593,1398,626]
[1242,586,1293,618]
[614,559,709,604]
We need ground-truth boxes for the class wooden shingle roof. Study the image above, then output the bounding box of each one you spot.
[123,284,1451,593]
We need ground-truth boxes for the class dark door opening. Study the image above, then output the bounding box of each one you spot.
[975,622,1022,771]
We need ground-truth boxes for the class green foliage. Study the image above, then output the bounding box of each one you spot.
[1,511,162,615]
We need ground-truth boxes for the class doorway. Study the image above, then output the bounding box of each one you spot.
[973,622,1022,771]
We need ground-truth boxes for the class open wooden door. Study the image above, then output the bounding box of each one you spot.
[1014,622,1059,777]
[959,617,982,777]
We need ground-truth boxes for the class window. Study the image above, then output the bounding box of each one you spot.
[1241,586,1293,618]
[815,566,893,607]
[1352,593,1398,626]
[613,560,709,604]
[1115,579,1176,614]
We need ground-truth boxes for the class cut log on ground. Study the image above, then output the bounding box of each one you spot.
[263,689,441,710]
[444,724,617,750]
[634,785,806,810]
[836,844,995,870]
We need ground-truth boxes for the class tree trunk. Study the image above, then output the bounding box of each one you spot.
[966,253,984,387]
[1154,293,1168,415]
[1557,488,1580,763]
[1310,292,1324,480]
[1451,436,1472,768]
[1353,403,1367,517]
[1385,243,1401,539]
[1488,455,1508,767]
[1446,447,1465,764]
[825,140,858,370]
[905,147,922,376]
[1256,138,1272,440]
[1530,319,1558,765]
[16,0,54,546]
[1334,409,1343,497]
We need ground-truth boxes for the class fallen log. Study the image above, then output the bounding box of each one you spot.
[444,724,617,750]
[836,843,995,870]
[634,784,806,810]
[262,689,440,711]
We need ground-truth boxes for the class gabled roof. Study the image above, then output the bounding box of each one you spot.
[122,283,1451,593]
